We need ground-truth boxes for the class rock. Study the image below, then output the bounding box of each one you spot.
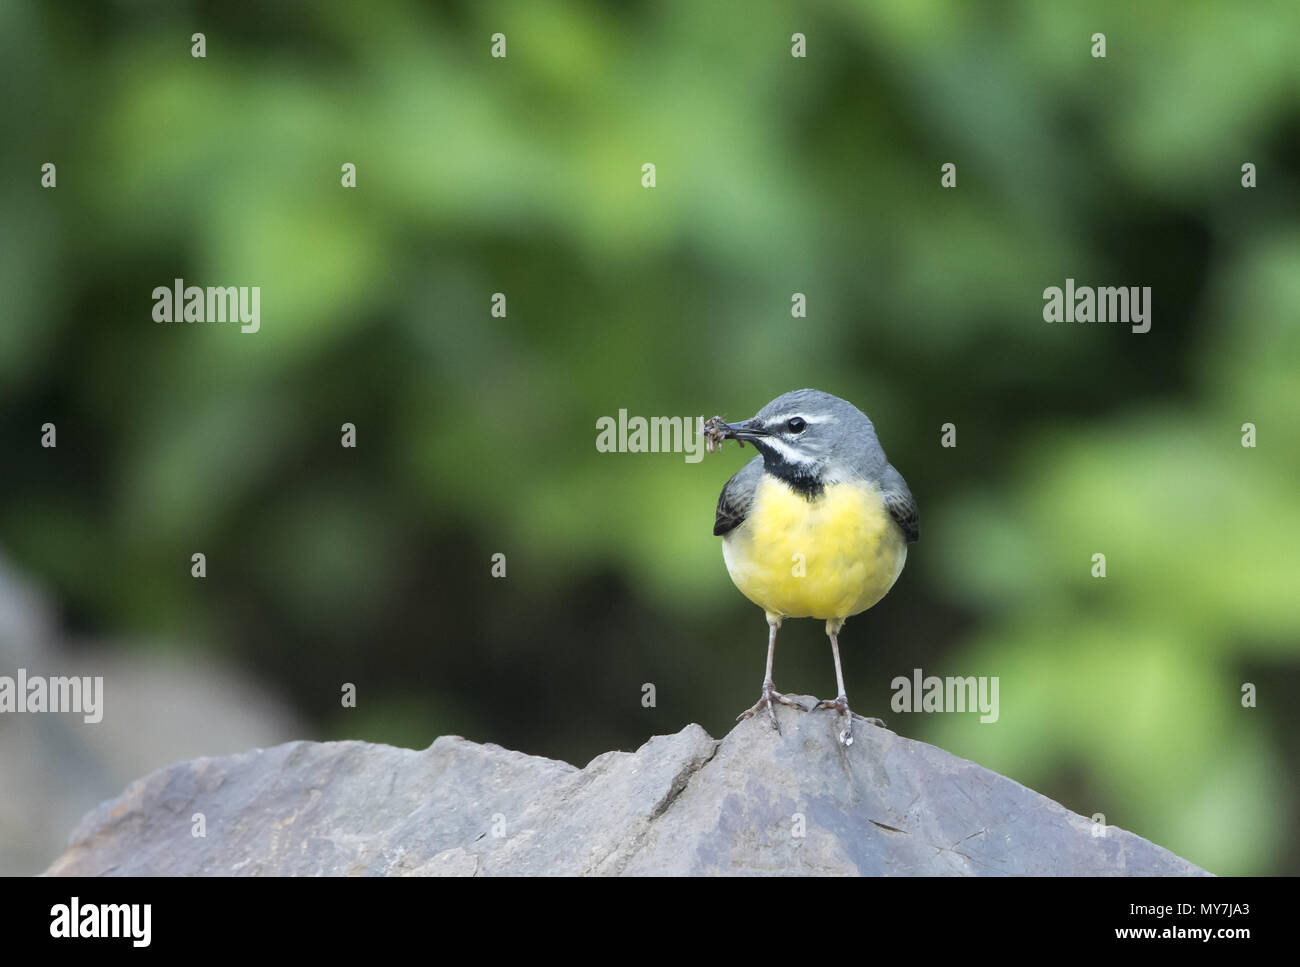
[46,700,1210,876]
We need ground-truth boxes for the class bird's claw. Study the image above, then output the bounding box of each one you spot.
[815,694,856,746]
[738,682,807,734]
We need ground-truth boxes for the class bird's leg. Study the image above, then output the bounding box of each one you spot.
[738,615,806,733]
[816,621,857,746]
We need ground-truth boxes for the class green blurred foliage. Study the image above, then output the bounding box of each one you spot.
[2,0,1298,873]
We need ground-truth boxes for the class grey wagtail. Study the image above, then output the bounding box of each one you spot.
[706,389,918,746]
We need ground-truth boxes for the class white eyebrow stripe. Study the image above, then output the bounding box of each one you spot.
[762,413,835,427]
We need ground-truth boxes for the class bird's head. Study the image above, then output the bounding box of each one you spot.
[717,389,882,490]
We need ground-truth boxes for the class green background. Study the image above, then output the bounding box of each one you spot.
[2,0,1298,875]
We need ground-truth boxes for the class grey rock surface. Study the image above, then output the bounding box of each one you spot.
[46,700,1211,876]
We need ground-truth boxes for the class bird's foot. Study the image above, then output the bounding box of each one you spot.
[738,681,807,734]
[814,694,866,746]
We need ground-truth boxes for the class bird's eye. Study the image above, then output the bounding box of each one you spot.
[787,417,807,433]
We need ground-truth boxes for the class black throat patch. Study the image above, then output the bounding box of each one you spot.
[760,448,825,500]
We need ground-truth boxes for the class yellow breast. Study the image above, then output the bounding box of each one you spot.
[722,474,906,621]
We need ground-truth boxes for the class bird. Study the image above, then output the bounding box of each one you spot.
[708,389,917,746]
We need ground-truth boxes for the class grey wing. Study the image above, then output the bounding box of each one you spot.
[713,456,763,537]
[880,464,919,543]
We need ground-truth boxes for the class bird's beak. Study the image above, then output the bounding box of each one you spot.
[722,418,769,442]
